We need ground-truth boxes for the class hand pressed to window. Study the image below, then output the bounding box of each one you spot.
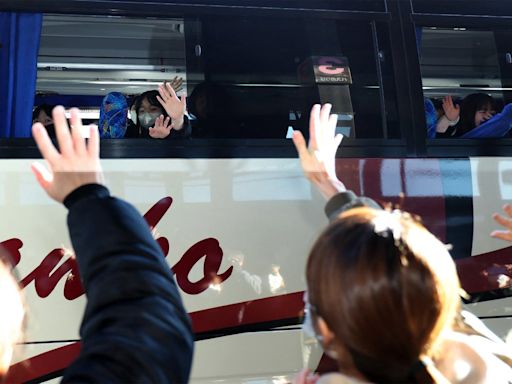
[443,95,460,122]
[148,115,173,139]
[157,82,186,131]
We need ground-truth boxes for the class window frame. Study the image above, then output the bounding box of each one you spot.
[413,13,512,157]
[10,0,512,159]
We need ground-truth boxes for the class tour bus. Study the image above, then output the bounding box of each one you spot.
[1,0,512,382]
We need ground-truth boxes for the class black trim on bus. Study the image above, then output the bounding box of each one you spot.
[194,317,302,342]
[0,1,391,21]
[412,14,512,29]
[0,139,408,159]
[411,0,512,18]
[25,371,65,384]
[386,0,426,156]
[465,287,512,304]
[9,138,512,159]
[426,140,512,158]
[478,315,512,320]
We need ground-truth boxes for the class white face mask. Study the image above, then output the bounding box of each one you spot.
[129,109,137,125]
[139,112,160,129]
[302,292,339,360]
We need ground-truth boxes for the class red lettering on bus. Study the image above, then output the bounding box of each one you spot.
[173,239,233,295]
[1,197,232,300]
[0,238,23,266]
[20,249,83,300]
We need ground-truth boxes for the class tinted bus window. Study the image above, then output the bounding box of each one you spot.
[35,14,399,140]
[412,0,512,17]
[36,15,187,128]
[418,26,512,139]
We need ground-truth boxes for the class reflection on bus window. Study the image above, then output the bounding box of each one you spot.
[35,15,187,139]
[419,27,512,139]
[33,14,399,140]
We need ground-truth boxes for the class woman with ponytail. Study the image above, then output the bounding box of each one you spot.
[292,104,512,384]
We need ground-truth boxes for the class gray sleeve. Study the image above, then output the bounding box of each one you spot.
[325,191,382,222]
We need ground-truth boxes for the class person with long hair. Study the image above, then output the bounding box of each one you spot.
[436,93,497,138]
[292,104,512,384]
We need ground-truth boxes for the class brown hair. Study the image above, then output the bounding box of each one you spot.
[306,207,460,383]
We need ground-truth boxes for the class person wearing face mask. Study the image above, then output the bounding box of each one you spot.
[292,104,512,384]
[435,93,512,139]
[125,84,190,139]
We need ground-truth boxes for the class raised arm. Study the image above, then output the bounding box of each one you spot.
[31,107,194,383]
[292,104,381,220]
[491,204,512,242]
[291,104,345,200]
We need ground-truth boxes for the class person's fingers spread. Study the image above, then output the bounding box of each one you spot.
[493,213,512,229]
[52,106,73,157]
[70,108,86,155]
[292,130,309,158]
[164,116,171,128]
[504,204,512,217]
[166,82,178,99]
[156,95,166,109]
[32,123,60,165]
[328,113,338,139]
[88,125,100,158]
[491,230,512,242]
[319,103,332,124]
[31,162,53,192]
[334,133,343,150]
[309,104,320,150]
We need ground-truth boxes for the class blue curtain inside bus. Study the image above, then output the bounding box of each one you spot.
[0,12,42,138]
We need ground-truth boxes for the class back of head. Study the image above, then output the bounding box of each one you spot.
[0,260,24,378]
[306,207,461,383]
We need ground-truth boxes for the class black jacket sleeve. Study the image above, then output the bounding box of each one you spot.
[167,116,191,139]
[324,190,382,222]
[61,184,193,384]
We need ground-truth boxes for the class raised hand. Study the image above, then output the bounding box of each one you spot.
[443,96,460,122]
[156,82,186,130]
[31,106,103,203]
[293,369,319,384]
[292,104,345,200]
[148,114,172,139]
[491,204,512,242]
[167,76,184,93]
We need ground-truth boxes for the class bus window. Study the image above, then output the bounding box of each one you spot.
[34,13,399,140]
[187,16,399,139]
[36,15,187,134]
[418,26,512,139]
